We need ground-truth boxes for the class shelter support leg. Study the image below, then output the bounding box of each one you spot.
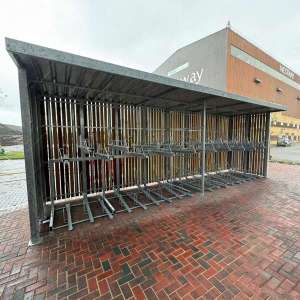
[263,112,271,177]
[201,101,206,197]
[65,203,73,231]
[114,190,132,213]
[126,193,147,210]
[98,196,114,219]
[79,103,94,223]
[48,161,55,230]
[139,186,160,206]
[18,69,43,245]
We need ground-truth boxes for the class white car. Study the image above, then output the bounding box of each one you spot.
[277,136,292,147]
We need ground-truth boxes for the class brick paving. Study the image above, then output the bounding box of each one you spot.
[0,160,27,215]
[0,162,300,299]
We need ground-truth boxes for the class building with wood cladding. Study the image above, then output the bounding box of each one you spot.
[154,26,300,143]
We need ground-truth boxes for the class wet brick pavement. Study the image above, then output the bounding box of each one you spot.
[0,163,300,299]
[0,160,27,215]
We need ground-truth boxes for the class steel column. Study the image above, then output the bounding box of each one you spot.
[263,112,271,177]
[245,114,251,173]
[18,69,42,245]
[201,101,206,196]
[79,102,94,223]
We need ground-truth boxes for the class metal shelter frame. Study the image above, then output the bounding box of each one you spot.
[6,38,286,244]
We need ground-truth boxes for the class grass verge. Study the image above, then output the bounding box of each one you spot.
[0,151,24,160]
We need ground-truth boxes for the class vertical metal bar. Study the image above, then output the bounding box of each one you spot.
[141,107,148,185]
[79,102,94,223]
[263,112,271,177]
[245,114,251,173]
[48,161,55,230]
[115,105,120,189]
[60,98,67,200]
[54,98,62,199]
[165,110,170,181]
[260,114,266,175]
[34,95,46,218]
[201,101,206,196]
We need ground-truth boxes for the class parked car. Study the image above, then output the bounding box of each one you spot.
[277,136,292,147]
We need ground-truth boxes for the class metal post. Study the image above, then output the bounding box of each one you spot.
[245,114,251,173]
[165,111,171,181]
[79,102,94,223]
[141,107,148,186]
[227,116,233,172]
[263,112,271,177]
[115,105,120,190]
[201,101,206,196]
[18,69,42,245]
[48,161,55,230]
[32,94,46,219]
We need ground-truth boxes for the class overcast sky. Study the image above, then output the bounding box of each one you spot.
[0,0,300,125]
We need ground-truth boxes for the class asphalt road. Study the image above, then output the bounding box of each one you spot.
[270,143,300,163]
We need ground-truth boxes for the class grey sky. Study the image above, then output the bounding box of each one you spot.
[0,0,299,125]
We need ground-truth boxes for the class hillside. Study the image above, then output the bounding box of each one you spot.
[0,123,23,146]
[0,123,22,136]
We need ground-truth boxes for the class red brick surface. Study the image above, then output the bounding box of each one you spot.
[0,163,300,299]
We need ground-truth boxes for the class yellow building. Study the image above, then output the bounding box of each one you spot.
[271,112,300,144]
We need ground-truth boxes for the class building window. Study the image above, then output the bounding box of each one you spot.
[254,78,262,84]
[231,45,300,91]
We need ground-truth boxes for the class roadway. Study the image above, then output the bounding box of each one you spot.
[270,143,300,163]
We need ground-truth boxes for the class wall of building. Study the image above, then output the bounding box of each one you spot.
[154,29,228,91]
[227,29,300,119]
[226,29,300,142]
[154,27,300,142]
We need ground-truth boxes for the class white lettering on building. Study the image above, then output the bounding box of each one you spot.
[280,65,295,80]
[177,68,204,85]
[167,62,204,85]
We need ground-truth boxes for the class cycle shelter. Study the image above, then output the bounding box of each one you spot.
[6,38,286,244]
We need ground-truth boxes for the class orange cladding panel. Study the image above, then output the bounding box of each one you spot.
[227,30,300,119]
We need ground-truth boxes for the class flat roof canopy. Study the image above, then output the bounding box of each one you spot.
[6,38,286,115]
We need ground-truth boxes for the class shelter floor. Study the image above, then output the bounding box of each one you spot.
[0,163,300,300]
